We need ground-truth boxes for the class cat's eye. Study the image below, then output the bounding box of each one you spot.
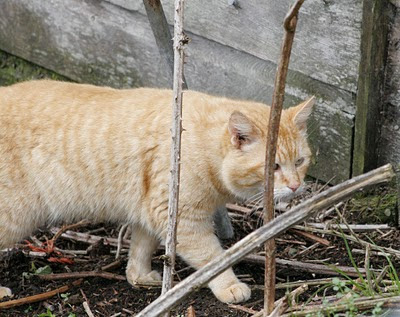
[295,158,304,167]
[274,163,280,171]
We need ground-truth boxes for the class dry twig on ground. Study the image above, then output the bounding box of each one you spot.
[253,284,308,317]
[37,271,126,281]
[83,301,95,317]
[0,279,82,309]
[246,255,381,278]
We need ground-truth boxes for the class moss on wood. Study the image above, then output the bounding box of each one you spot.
[353,0,389,176]
[349,183,398,225]
[0,50,69,86]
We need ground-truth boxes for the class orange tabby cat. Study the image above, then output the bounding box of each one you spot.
[0,80,314,303]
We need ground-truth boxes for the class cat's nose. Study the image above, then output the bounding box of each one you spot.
[288,184,300,192]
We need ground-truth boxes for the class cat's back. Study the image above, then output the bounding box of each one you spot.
[0,81,180,225]
[0,80,179,152]
[0,80,269,129]
[0,80,171,118]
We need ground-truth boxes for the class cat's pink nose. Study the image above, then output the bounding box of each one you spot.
[288,184,300,192]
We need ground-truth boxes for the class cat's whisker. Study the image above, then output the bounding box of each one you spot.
[244,192,263,205]
[251,194,264,207]
[252,196,263,210]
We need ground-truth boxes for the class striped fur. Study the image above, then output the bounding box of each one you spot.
[0,80,314,303]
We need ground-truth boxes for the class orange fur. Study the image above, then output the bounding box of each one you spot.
[0,80,314,303]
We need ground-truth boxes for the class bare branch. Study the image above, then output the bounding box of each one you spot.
[161,0,188,314]
[284,0,305,31]
[263,0,305,313]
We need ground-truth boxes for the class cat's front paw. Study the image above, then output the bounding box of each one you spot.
[213,282,251,303]
[127,269,161,286]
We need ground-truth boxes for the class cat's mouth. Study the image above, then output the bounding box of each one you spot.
[274,186,305,202]
[243,185,305,209]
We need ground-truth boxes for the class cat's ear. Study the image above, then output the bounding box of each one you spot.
[228,111,259,149]
[292,96,315,130]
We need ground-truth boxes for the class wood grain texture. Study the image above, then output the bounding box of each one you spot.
[142,0,188,90]
[378,4,400,166]
[106,0,363,93]
[353,0,389,176]
[0,0,354,183]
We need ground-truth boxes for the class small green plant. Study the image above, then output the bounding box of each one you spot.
[60,292,70,302]
[35,265,53,275]
[22,264,53,280]
[36,308,56,317]
[24,305,33,313]
[371,302,384,316]
[301,230,398,317]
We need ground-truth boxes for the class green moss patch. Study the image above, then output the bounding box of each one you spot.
[348,184,398,225]
[0,49,69,86]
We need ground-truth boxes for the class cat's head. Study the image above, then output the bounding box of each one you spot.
[221,97,315,203]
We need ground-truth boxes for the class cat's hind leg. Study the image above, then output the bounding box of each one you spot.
[176,216,251,303]
[0,188,41,249]
[126,224,161,285]
[0,189,41,300]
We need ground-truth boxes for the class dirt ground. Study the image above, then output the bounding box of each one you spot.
[0,183,399,316]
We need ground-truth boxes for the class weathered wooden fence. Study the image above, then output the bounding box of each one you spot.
[380,0,400,169]
[0,0,397,182]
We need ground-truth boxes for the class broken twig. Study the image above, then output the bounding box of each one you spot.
[83,301,95,317]
[253,284,308,317]
[116,223,129,259]
[290,228,330,246]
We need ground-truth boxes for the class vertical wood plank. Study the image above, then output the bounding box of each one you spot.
[142,0,173,86]
[142,0,187,89]
[353,0,389,176]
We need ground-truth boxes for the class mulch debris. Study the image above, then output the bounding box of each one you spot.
[1,183,399,316]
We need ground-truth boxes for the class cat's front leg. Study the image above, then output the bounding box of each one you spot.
[176,218,251,303]
[126,224,161,285]
[214,206,234,240]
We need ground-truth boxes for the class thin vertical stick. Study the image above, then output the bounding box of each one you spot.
[161,0,188,316]
[263,0,304,315]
